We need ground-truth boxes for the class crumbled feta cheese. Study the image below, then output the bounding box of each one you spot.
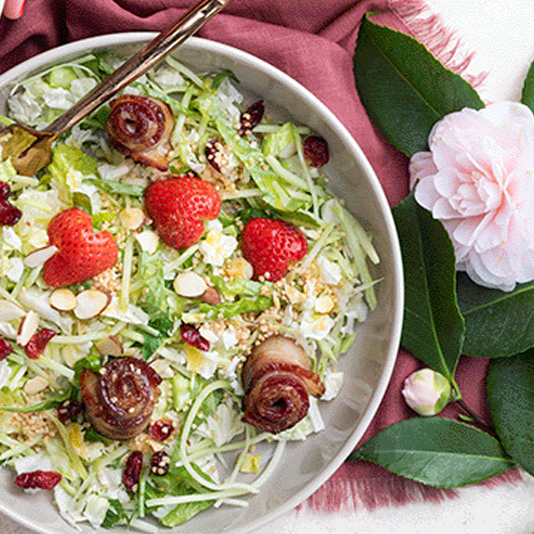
[321,371,344,401]
[221,328,238,349]
[316,255,342,286]
[200,229,238,267]
[299,313,335,340]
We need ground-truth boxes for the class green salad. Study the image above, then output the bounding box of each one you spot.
[0,52,378,530]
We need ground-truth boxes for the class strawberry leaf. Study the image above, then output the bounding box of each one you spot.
[349,418,515,488]
[392,192,464,383]
[458,274,534,358]
[487,349,534,476]
[353,15,484,157]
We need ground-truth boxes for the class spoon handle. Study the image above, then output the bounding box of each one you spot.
[42,0,233,135]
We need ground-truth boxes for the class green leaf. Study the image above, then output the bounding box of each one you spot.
[487,349,534,476]
[211,69,240,90]
[521,59,534,111]
[146,464,215,527]
[392,192,464,382]
[353,15,484,157]
[349,418,515,488]
[0,387,73,413]
[101,499,130,529]
[84,178,144,197]
[457,274,534,358]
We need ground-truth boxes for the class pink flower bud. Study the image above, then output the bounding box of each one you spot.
[402,368,451,416]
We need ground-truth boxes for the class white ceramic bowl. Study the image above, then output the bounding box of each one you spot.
[0,34,403,534]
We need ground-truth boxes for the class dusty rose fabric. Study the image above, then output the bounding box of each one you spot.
[0,0,516,512]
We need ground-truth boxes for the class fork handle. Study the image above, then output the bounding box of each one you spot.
[42,0,233,135]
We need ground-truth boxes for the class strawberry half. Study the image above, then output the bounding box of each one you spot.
[42,208,119,287]
[144,175,221,250]
[241,218,308,282]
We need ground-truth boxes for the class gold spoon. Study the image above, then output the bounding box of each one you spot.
[0,0,234,176]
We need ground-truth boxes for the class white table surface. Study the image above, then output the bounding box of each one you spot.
[2,1,534,533]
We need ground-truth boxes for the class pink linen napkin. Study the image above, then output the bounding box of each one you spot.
[0,0,519,513]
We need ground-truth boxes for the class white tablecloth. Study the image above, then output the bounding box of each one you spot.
[2,1,534,532]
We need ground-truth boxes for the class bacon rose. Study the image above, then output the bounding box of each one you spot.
[241,335,325,434]
[80,357,162,440]
[106,94,174,171]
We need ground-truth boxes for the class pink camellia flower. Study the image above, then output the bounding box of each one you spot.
[410,102,534,292]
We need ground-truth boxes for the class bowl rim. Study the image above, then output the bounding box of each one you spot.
[0,32,404,534]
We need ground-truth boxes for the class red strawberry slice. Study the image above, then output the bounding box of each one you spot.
[42,208,119,287]
[241,218,308,282]
[144,175,221,250]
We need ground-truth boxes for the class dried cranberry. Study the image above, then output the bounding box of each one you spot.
[15,470,62,490]
[303,135,330,167]
[0,181,22,227]
[123,450,143,491]
[0,199,22,227]
[0,181,10,199]
[204,139,224,173]
[149,419,175,442]
[150,451,170,476]
[0,338,13,361]
[57,400,83,423]
[24,328,56,359]
[180,323,210,352]
[239,100,264,136]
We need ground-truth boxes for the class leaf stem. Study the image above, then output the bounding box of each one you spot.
[455,399,496,435]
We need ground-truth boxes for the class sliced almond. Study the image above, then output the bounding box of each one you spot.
[23,376,49,396]
[23,245,58,268]
[173,271,208,298]
[17,310,40,346]
[135,230,160,254]
[0,299,26,322]
[49,288,78,312]
[95,335,124,357]
[119,207,146,231]
[74,289,111,320]
[199,286,222,306]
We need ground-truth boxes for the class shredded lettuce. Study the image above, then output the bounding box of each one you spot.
[0,52,380,531]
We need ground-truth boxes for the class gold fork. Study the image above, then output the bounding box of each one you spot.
[0,0,234,176]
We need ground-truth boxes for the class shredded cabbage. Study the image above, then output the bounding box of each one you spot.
[0,51,380,530]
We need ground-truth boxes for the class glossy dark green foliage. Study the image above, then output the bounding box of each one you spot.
[392,192,464,382]
[487,350,534,476]
[350,417,515,487]
[353,15,484,157]
[457,274,534,358]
